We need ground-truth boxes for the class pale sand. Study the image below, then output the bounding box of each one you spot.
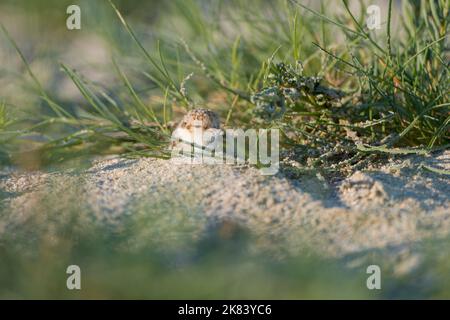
[0,150,448,272]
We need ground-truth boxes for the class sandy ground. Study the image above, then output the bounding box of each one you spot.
[0,150,449,272]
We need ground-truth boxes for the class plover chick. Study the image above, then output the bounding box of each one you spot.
[171,108,222,149]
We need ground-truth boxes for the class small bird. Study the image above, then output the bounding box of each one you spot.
[171,108,223,151]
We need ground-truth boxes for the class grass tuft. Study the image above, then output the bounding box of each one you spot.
[0,0,448,171]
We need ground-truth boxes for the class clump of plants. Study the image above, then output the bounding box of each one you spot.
[249,0,449,174]
[251,62,343,120]
[0,0,448,174]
